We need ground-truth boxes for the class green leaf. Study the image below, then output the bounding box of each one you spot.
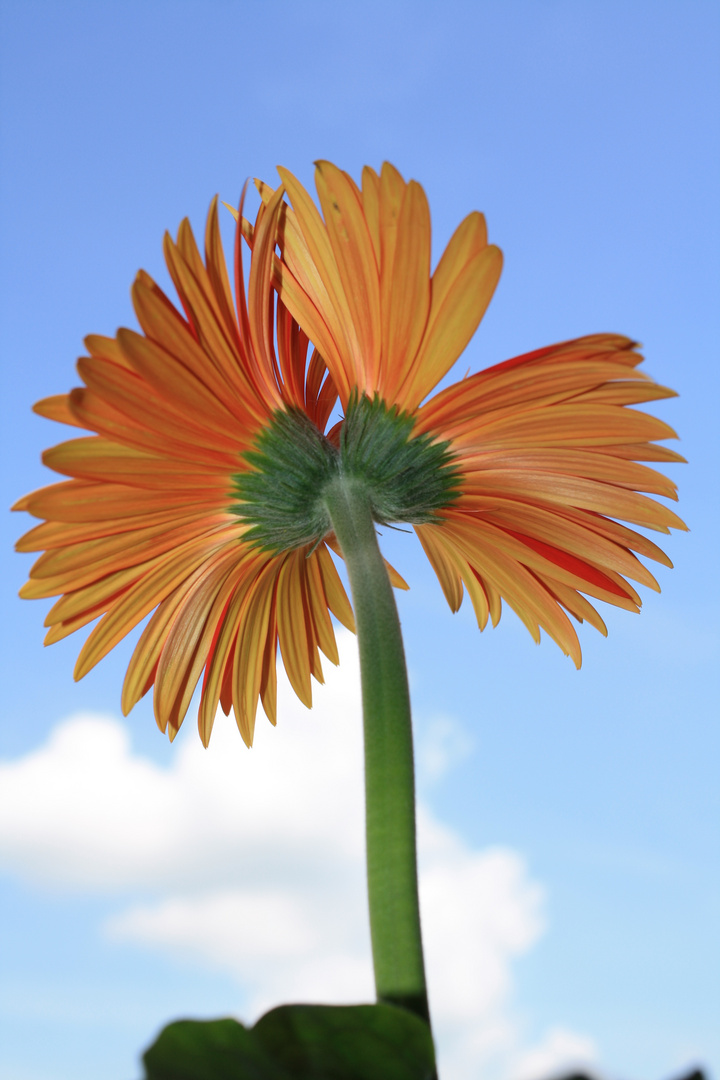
[142,1002,437,1080]
[142,1017,285,1080]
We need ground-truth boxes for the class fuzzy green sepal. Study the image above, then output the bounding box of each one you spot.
[232,409,338,552]
[340,392,461,527]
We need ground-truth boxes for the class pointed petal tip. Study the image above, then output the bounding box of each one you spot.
[235,711,255,748]
[258,176,285,199]
[561,636,583,669]
[222,200,240,222]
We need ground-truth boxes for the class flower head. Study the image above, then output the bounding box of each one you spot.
[15,163,685,744]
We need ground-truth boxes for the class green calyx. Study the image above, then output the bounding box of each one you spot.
[232,408,336,552]
[232,392,461,553]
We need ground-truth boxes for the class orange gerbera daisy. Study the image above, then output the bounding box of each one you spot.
[14,162,685,749]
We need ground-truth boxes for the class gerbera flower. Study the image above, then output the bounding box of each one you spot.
[258,160,686,668]
[14,162,685,752]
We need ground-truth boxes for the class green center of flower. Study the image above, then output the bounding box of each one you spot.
[232,393,461,553]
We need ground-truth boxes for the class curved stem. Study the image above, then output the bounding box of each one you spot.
[323,476,431,1027]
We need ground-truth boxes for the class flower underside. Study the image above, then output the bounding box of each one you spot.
[13,160,687,745]
[233,392,462,553]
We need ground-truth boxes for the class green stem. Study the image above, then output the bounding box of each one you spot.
[323,476,431,1028]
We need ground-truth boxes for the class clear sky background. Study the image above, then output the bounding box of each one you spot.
[0,3,718,1080]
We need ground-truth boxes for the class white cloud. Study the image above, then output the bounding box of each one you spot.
[418,812,544,1022]
[106,887,374,1016]
[0,631,597,1080]
[0,644,367,893]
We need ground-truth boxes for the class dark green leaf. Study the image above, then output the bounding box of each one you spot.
[142,1002,436,1080]
[142,1017,287,1080]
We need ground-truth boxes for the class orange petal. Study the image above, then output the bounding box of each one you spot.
[402,242,502,409]
[33,395,86,428]
[315,160,382,387]
[382,181,431,402]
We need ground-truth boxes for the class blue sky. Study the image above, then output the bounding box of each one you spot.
[1,2,718,1079]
